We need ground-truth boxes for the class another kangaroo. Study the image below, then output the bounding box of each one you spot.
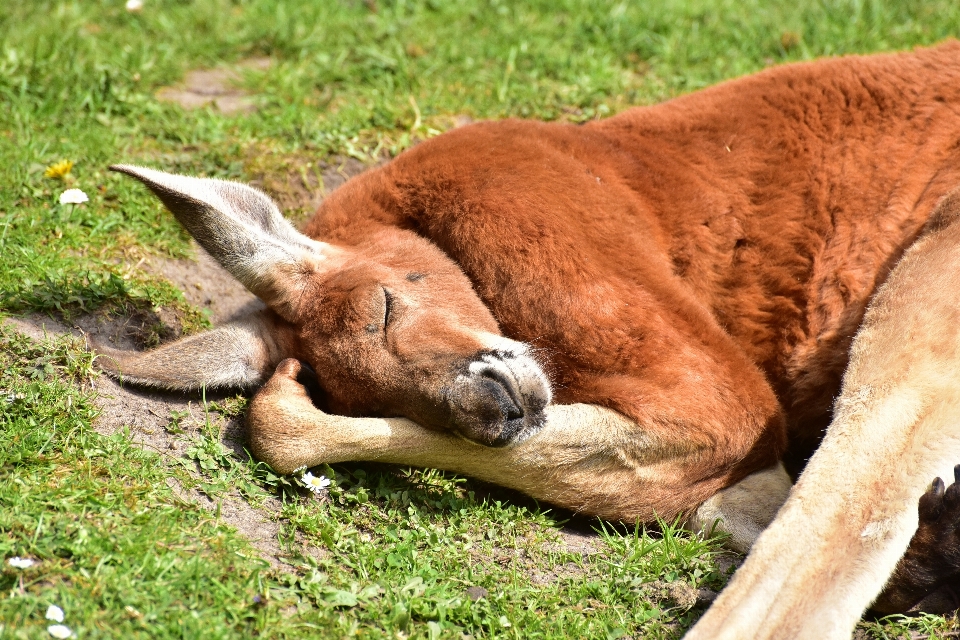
[99,42,960,637]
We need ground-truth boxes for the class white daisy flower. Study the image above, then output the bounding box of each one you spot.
[45,605,65,623]
[7,557,35,569]
[301,471,331,494]
[126,0,144,12]
[58,189,88,205]
[47,625,72,639]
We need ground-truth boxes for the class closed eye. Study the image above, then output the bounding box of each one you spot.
[383,287,394,330]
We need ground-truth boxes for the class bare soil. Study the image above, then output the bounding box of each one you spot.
[5,234,288,565]
[2,147,386,568]
[244,152,386,225]
[156,57,272,115]
[5,307,298,567]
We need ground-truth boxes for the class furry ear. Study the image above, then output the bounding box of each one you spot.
[92,311,289,391]
[110,164,337,320]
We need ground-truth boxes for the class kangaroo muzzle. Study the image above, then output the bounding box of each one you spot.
[446,347,551,447]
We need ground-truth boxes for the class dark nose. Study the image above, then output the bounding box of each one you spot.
[447,350,549,447]
[479,369,524,421]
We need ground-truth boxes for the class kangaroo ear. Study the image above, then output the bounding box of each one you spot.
[92,311,291,391]
[109,164,339,321]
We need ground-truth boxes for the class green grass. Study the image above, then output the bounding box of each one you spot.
[3,0,960,638]
[0,327,271,638]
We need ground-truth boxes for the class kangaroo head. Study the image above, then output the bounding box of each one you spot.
[102,165,550,447]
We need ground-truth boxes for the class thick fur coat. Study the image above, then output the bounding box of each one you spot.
[302,41,960,510]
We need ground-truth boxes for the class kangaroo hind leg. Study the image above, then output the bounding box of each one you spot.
[686,187,960,640]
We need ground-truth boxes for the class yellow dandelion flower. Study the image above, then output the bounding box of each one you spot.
[44,160,74,180]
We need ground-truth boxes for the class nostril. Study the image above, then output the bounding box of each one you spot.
[503,400,523,421]
[480,369,524,420]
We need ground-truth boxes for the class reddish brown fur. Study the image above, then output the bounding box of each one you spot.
[287,233,503,426]
[291,41,960,518]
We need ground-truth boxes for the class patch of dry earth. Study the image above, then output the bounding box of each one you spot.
[4,244,294,564]
[5,312,300,568]
[1,154,388,566]
[245,153,384,224]
[156,57,272,115]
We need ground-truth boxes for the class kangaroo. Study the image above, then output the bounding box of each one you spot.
[98,41,960,638]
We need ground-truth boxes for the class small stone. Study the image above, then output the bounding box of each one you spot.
[465,586,488,601]
[47,625,72,639]
[696,588,718,605]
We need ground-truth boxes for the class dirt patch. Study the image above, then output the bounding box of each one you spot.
[554,527,600,556]
[156,57,272,115]
[713,552,744,576]
[4,240,304,565]
[245,152,384,224]
[27,247,261,354]
[528,561,590,586]
[149,248,262,325]
[2,160,389,566]
[4,312,304,568]
[0,152,382,570]
[3,244,298,567]
[641,580,718,609]
[522,526,602,584]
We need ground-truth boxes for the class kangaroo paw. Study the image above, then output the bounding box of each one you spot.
[872,465,960,614]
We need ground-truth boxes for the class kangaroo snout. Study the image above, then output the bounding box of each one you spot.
[447,349,550,447]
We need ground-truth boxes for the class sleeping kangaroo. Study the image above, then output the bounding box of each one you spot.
[97,41,960,638]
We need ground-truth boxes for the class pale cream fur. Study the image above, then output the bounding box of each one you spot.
[687,463,792,554]
[685,200,960,639]
[109,165,335,321]
[92,311,284,390]
[252,365,654,513]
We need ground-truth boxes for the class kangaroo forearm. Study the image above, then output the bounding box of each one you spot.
[249,398,697,520]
